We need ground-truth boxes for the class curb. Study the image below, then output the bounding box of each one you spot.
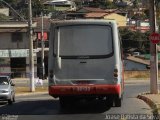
[137,95,160,116]
[15,92,48,97]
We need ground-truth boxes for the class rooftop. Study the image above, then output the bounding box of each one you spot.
[84,12,108,18]
[0,21,37,32]
[78,7,106,13]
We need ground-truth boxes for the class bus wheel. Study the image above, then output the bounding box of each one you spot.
[114,96,121,107]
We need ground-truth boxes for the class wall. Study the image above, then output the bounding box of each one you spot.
[0,8,9,16]
[0,33,29,49]
[124,60,148,71]
[104,13,127,27]
[0,32,37,78]
[0,58,11,75]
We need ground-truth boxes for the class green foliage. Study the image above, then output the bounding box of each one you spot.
[156,0,160,6]
[2,0,17,6]
[76,0,116,9]
[145,53,160,60]
[119,27,150,53]
[144,9,149,19]
[133,0,138,8]
[0,13,10,20]
[105,0,117,9]
[0,0,44,18]
[32,0,44,16]
[82,0,105,7]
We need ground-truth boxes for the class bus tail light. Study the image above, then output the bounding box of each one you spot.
[114,68,118,78]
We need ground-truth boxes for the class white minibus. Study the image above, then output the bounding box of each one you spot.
[48,19,124,108]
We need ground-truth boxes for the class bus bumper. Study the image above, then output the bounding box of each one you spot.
[49,84,121,97]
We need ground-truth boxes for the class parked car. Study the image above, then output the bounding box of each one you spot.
[131,52,140,56]
[0,76,15,105]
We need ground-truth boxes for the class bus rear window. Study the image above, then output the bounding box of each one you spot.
[55,25,113,56]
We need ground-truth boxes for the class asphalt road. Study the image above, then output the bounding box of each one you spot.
[0,80,158,120]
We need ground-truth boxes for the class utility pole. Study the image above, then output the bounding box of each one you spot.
[28,0,35,92]
[149,0,158,94]
[41,12,45,80]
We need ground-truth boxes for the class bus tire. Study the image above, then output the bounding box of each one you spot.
[114,96,121,107]
[106,95,113,107]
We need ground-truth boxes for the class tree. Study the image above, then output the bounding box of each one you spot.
[32,0,44,17]
[0,13,10,20]
[156,0,160,6]
[76,0,116,9]
[119,27,135,49]
[0,0,44,19]
[119,27,150,53]
[105,0,117,9]
[0,0,25,20]
[0,0,18,7]
[133,0,139,8]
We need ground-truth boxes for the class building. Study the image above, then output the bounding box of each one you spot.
[104,13,127,27]
[43,0,76,11]
[0,8,9,16]
[127,20,150,33]
[77,7,106,13]
[84,12,127,27]
[33,17,50,78]
[76,7,127,27]
[0,21,37,78]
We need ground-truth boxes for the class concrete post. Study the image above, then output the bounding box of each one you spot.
[28,0,35,92]
[149,0,158,94]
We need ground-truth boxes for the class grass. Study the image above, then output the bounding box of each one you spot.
[124,70,160,79]
[144,53,160,60]
[129,73,150,78]
[124,71,150,79]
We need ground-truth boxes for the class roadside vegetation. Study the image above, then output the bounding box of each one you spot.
[0,13,10,20]
[125,71,160,79]
[119,28,150,54]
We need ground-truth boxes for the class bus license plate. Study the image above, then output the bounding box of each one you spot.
[74,86,91,92]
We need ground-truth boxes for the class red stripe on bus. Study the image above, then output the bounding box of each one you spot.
[49,84,121,96]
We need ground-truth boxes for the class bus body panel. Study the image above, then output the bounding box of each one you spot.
[54,58,115,84]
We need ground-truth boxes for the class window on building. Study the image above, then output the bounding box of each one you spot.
[12,32,23,42]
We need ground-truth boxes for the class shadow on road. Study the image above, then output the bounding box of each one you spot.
[0,102,7,105]
[0,99,111,115]
[59,99,111,114]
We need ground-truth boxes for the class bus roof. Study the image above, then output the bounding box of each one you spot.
[50,19,117,26]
